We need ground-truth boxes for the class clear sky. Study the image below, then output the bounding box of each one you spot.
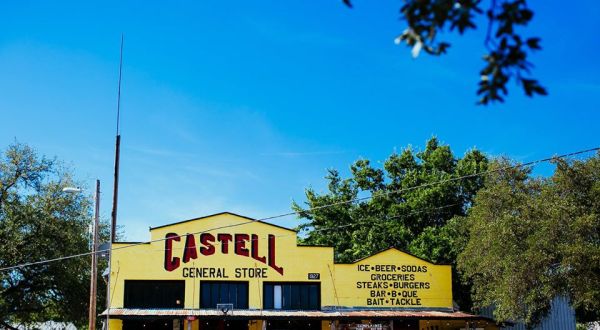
[1,1,598,241]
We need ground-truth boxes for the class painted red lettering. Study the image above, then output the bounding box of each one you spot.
[163,231,283,275]
[217,233,233,253]
[164,233,180,272]
[251,234,266,263]
[235,234,250,257]
[200,233,215,256]
[183,234,198,262]
[268,234,284,275]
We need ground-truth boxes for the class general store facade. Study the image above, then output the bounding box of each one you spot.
[103,212,498,330]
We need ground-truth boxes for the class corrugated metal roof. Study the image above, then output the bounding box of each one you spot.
[100,308,495,321]
[479,296,575,330]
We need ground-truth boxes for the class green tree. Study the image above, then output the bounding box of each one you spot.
[551,155,600,321]
[0,143,102,328]
[342,0,546,104]
[457,154,600,326]
[293,137,488,309]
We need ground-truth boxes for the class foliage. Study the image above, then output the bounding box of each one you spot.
[0,143,109,329]
[457,154,600,326]
[292,137,488,309]
[343,0,546,104]
[552,154,600,320]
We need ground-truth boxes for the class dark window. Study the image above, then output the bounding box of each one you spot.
[263,282,320,310]
[200,281,249,309]
[124,280,184,309]
[123,319,181,330]
[199,320,249,330]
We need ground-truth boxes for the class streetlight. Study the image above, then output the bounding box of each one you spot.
[63,180,100,330]
[62,187,83,193]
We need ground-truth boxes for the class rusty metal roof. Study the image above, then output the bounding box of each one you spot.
[100,308,494,322]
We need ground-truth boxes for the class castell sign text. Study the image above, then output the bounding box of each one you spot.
[164,232,284,275]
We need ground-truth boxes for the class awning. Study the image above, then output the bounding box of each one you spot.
[100,308,495,322]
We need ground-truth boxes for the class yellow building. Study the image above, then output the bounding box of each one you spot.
[102,212,498,330]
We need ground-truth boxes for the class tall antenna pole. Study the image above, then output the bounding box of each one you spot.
[106,34,123,330]
[111,34,124,243]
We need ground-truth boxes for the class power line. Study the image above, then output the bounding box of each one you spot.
[0,146,597,272]
[267,147,600,221]
[0,202,461,274]
[65,202,465,254]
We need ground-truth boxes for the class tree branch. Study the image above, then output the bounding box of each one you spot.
[0,320,19,330]
[484,0,498,51]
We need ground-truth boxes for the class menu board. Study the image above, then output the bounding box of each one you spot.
[356,263,431,307]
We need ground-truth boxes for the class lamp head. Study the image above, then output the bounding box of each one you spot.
[62,187,82,193]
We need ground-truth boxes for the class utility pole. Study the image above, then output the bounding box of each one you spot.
[106,33,125,330]
[111,33,124,243]
[89,180,100,330]
[61,183,100,330]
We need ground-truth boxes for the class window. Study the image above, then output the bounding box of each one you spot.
[124,280,184,308]
[200,281,249,309]
[123,319,180,330]
[263,282,320,310]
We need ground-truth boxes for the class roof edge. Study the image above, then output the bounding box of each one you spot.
[336,247,451,266]
[149,212,297,233]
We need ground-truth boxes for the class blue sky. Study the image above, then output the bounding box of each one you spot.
[1,1,599,241]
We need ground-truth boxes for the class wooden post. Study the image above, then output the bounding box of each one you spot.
[89,180,100,330]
